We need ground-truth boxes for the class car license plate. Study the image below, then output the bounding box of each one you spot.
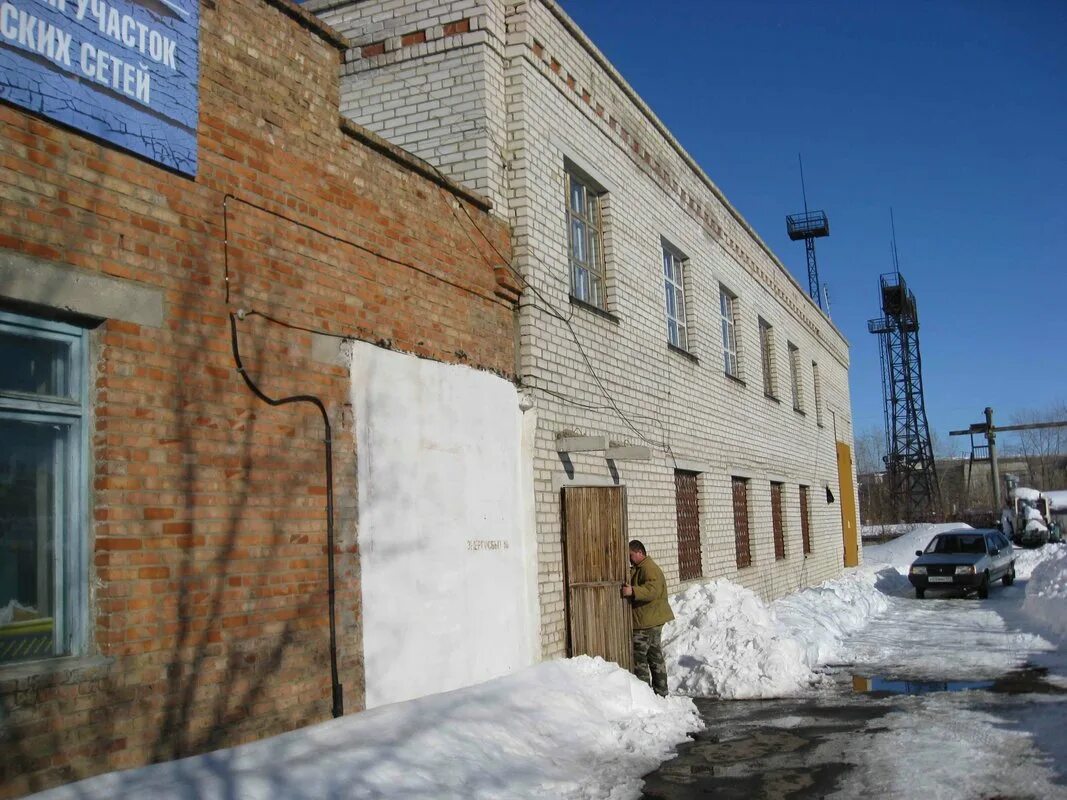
[929,576,953,583]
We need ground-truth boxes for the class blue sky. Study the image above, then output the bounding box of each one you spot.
[561,0,1066,453]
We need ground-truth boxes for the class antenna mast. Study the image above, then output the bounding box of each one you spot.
[786,154,830,311]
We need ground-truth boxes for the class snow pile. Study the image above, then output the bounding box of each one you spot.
[1025,505,1049,532]
[1022,545,1067,640]
[666,570,894,699]
[27,657,701,800]
[665,579,814,698]
[775,569,896,663]
[1014,486,1042,502]
[860,522,972,569]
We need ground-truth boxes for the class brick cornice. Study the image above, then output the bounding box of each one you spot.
[260,0,350,51]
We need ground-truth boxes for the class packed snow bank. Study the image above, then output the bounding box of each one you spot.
[664,522,1052,700]
[666,570,894,699]
[27,657,700,800]
[1022,546,1067,640]
[861,522,973,568]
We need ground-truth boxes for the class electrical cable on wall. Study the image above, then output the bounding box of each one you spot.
[220,188,526,719]
[436,179,670,453]
[223,194,347,719]
[227,311,344,719]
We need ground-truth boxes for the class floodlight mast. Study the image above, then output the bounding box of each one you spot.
[867,220,940,522]
[785,154,830,311]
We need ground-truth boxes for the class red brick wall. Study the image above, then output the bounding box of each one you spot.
[0,0,517,795]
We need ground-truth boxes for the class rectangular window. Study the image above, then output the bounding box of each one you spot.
[771,482,786,560]
[0,311,87,665]
[720,286,739,378]
[759,318,776,397]
[663,245,688,350]
[566,169,606,308]
[731,476,751,569]
[675,470,702,580]
[812,361,824,425]
[789,343,802,411]
[800,485,812,555]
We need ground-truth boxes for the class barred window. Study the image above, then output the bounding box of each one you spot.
[732,477,751,569]
[800,485,813,555]
[771,482,786,561]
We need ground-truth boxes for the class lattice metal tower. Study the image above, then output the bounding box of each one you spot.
[867,263,940,521]
[786,155,830,310]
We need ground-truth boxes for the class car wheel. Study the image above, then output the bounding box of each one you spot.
[1003,563,1015,586]
[978,572,990,599]
[915,587,925,599]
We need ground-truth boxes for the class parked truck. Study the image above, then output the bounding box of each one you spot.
[1001,486,1063,547]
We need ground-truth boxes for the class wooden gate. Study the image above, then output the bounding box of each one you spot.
[561,486,632,669]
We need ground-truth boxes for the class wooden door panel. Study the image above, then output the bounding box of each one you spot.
[562,486,631,669]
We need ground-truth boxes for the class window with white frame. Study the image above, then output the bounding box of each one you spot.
[719,286,739,377]
[812,360,824,425]
[0,311,87,664]
[789,342,803,411]
[662,244,688,350]
[758,317,776,397]
[566,168,606,308]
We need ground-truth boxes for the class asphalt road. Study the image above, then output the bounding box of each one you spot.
[640,667,1067,799]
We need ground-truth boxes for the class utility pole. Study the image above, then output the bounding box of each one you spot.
[950,408,1067,520]
[986,407,1000,513]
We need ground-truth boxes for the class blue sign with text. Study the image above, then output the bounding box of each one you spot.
[0,0,199,175]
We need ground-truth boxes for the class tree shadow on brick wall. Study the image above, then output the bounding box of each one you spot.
[1,253,334,798]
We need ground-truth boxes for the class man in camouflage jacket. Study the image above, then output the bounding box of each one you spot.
[621,539,674,696]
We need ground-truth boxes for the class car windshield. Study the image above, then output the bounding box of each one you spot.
[925,535,987,555]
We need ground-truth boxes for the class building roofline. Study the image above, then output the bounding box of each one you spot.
[340,119,493,212]
[538,0,847,347]
[264,0,350,51]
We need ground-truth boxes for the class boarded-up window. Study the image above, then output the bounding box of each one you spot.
[771,482,786,560]
[732,477,751,569]
[800,485,812,555]
[675,470,702,580]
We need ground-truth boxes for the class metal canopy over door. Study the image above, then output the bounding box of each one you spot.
[836,441,860,567]
[561,486,631,670]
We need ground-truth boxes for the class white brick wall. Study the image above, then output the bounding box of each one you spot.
[313,0,861,659]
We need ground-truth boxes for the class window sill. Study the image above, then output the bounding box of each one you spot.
[668,343,698,364]
[569,296,620,324]
[794,407,806,416]
[0,653,113,686]
[725,373,746,387]
[764,393,781,404]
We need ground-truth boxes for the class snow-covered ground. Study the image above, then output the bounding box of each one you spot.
[27,657,700,800]
[28,523,1067,799]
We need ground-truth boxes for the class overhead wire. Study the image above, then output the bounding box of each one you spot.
[433,175,672,452]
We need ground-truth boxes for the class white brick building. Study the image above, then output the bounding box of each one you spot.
[310,0,860,660]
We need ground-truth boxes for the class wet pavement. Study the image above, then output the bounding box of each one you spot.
[640,667,1067,799]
